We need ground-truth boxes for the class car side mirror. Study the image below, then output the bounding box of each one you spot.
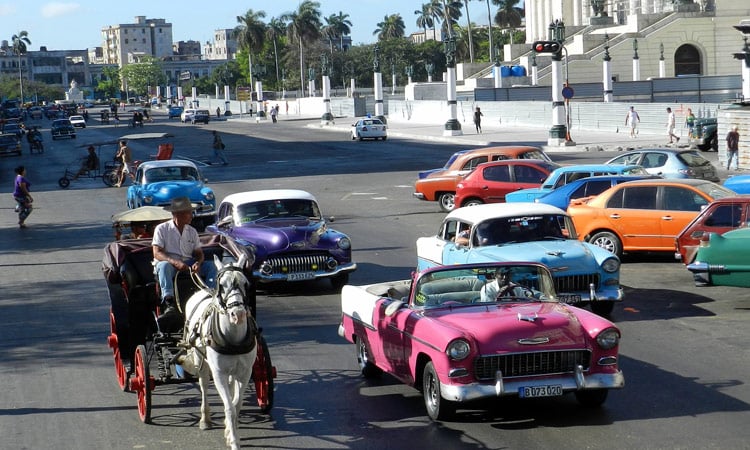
[385,300,405,316]
[217,215,232,227]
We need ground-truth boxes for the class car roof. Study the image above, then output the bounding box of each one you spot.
[70,115,84,119]
[611,178,714,187]
[222,189,317,205]
[138,159,199,170]
[550,163,643,174]
[455,145,543,156]
[446,202,566,223]
[476,158,556,167]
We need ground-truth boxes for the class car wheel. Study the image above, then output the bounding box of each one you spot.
[356,337,382,379]
[709,134,718,151]
[357,134,363,141]
[463,198,484,207]
[575,389,608,407]
[423,361,455,421]
[590,301,615,316]
[382,136,387,141]
[697,143,710,152]
[588,231,622,258]
[438,193,456,212]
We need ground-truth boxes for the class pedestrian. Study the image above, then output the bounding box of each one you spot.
[625,106,640,138]
[115,140,135,187]
[685,108,696,135]
[211,130,228,165]
[666,107,680,144]
[726,125,740,171]
[270,105,278,123]
[216,106,221,118]
[473,107,483,134]
[13,165,33,228]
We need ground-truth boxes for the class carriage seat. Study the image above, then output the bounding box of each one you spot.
[121,248,158,305]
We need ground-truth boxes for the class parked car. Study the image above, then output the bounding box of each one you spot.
[206,189,356,289]
[674,196,750,263]
[126,160,216,231]
[606,148,719,182]
[535,174,660,210]
[688,117,718,151]
[69,115,86,128]
[338,262,625,420]
[50,119,76,140]
[506,164,649,203]
[414,146,552,212]
[416,202,623,315]
[687,227,750,287]
[351,118,387,141]
[454,159,560,208]
[1,120,25,138]
[567,178,735,258]
[180,109,196,123]
[168,105,184,119]
[722,174,750,194]
[0,133,21,156]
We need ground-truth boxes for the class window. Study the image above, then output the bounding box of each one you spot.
[675,44,701,76]
[463,157,488,171]
[483,165,510,182]
[642,153,668,169]
[441,220,460,242]
[619,186,657,209]
[515,166,546,184]
[704,205,743,227]
[662,187,705,211]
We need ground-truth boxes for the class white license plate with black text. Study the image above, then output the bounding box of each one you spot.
[519,385,563,398]
[287,272,315,281]
[558,294,582,304]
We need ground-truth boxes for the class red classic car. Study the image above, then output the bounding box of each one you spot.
[674,195,750,263]
[338,262,625,421]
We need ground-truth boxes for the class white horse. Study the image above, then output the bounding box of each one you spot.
[178,255,257,450]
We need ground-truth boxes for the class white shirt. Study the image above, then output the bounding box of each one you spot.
[667,111,676,128]
[152,219,200,262]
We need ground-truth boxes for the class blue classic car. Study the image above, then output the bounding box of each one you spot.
[416,203,623,315]
[126,160,216,230]
[535,174,659,210]
[206,189,356,289]
[505,164,648,203]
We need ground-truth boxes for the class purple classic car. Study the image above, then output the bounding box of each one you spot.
[207,190,356,288]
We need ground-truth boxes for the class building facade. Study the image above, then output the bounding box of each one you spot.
[204,29,238,61]
[101,16,174,66]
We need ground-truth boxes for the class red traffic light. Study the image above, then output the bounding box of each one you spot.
[532,41,562,54]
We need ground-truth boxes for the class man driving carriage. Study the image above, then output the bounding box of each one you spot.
[152,197,217,331]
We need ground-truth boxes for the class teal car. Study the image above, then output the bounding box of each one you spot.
[686,227,750,287]
[505,164,648,203]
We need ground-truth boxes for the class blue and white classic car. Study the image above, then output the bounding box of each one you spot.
[416,203,623,316]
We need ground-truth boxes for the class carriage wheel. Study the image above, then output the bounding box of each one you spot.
[252,335,275,413]
[58,177,70,189]
[103,170,117,187]
[131,344,152,423]
[107,311,129,391]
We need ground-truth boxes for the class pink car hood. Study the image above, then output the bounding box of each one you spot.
[422,301,593,353]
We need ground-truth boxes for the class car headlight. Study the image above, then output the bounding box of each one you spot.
[601,257,620,273]
[447,339,471,361]
[338,237,351,250]
[596,328,620,350]
[204,191,215,201]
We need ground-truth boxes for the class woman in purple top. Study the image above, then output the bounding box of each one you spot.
[13,165,33,228]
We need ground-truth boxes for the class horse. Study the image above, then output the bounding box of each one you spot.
[177,254,257,450]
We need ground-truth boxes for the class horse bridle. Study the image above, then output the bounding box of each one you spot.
[213,265,249,313]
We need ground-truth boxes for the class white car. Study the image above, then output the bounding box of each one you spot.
[351,118,387,141]
[69,115,86,128]
[180,109,196,123]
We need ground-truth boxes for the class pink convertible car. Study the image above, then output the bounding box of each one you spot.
[338,262,625,421]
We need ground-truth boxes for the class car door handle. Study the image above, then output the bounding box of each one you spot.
[482,186,489,190]
[609,214,621,219]
[661,216,673,221]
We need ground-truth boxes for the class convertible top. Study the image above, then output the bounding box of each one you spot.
[78,132,174,148]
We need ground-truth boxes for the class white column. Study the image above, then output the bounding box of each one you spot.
[350,78,355,97]
[659,60,666,78]
[629,0,638,14]
[373,72,384,118]
[428,74,433,82]
[309,80,316,97]
[603,60,613,102]
[177,87,183,106]
[392,72,396,95]
[494,64,503,88]
[572,0,581,26]
[255,80,263,122]
[443,66,462,136]
[532,65,539,86]
[321,75,333,125]
[548,57,568,146]
[191,87,197,107]
[215,85,220,99]
[224,85,230,101]
[633,58,640,81]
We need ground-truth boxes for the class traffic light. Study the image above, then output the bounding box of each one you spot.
[532,41,562,54]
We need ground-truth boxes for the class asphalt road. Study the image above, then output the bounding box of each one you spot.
[1,110,748,450]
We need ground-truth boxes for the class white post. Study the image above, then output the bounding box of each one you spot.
[374,71,384,119]
[443,66,462,136]
[321,75,333,125]
[428,74,433,82]
[603,60,613,103]
[548,57,568,146]
[176,87,183,106]
[255,80,263,122]
[494,64,502,88]
[309,80,316,97]
[632,58,640,81]
[350,78,355,97]
[659,59,666,78]
[191,87,197,107]
[531,65,538,86]
[392,71,396,95]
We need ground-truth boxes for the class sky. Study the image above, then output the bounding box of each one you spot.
[0,1,498,52]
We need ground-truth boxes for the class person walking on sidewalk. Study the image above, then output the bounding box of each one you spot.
[625,106,640,138]
[726,125,740,171]
[211,130,228,165]
[666,107,680,144]
[473,107,483,133]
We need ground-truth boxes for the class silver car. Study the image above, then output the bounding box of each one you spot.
[606,148,719,182]
[351,118,387,141]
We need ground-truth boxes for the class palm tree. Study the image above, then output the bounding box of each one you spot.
[485,0,494,61]
[492,0,524,45]
[282,0,322,95]
[329,11,352,51]
[415,4,435,41]
[266,17,286,83]
[234,9,267,87]
[463,0,475,62]
[11,31,31,102]
[373,14,406,41]
[428,1,444,40]
[440,1,464,37]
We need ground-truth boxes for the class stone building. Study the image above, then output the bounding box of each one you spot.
[101,16,174,66]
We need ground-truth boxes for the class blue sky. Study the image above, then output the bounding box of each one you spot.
[0,1,499,51]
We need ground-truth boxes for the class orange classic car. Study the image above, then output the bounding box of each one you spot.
[413,146,552,212]
[567,179,735,258]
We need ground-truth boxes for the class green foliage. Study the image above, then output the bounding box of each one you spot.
[96,66,121,99]
[120,56,167,96]
[0,75,64,102]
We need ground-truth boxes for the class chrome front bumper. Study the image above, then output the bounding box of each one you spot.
[253,262,357,283]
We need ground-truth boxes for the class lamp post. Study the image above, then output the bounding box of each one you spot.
[494,47,502,88]
[733,22,750,100]
[308,66,316,98]
[373,45,385,121]
[603,33,613,103]
[632,38,640,81]
[321,53,334,125]
[251,64,266,121]
[547,19,571,146]
[659,42,666,78]
[531,52,538,86]
[391,59,397,95]
[443,34,462,136]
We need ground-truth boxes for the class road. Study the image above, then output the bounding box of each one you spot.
[1,111,748,449]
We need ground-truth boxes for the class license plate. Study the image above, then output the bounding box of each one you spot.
[558,294,582,304]
[519,385,563,398]
[287,272,314,281]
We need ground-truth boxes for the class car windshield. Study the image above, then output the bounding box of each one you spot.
[473,214,576,246]
[414,265,557,309]
[678,151,712,167]
[236,199,321,223]
[144,166,200,183]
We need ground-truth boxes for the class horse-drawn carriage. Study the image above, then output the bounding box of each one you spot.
[103,217,275,448]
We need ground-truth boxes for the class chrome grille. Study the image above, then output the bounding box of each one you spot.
[553,273,599,293]
[265,252,330,274]
[474,350,591,380]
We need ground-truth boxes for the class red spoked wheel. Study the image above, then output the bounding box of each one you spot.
[107,311,128,391]
[130,344,152,423]
[252,335,275,413]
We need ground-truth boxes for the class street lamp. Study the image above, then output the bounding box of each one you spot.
[372,45,384,121]
[321,53,334,124]
[251,64,267,118]
[443,34,461,135]
[545,19,572,145]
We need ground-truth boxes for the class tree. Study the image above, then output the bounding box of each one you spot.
[463,0,475,63]
[266,17,286,83]
[485,0,495,61]
[415,4,435,40]
[11,31,31,102]
[96,66,121,100]
[234,9,268,87]
[325,11,352,51]
[440,1,464,37]
[119,56,166,97]
[373,14,406,41]
[427,1,444,40]
[282,0,322,95]
[492,0,524,45]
